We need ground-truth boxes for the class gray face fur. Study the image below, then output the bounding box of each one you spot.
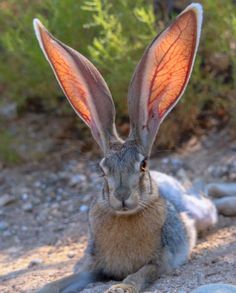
[99,141,155,214]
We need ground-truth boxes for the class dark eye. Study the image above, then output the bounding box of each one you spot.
[140,159,147,172]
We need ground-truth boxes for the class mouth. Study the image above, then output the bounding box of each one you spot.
[114,204,141,215]
[108,196,141,215]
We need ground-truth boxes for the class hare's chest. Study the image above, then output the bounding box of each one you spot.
[91,209,164,279]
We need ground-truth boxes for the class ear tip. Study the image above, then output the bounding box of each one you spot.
[33,18,47,35]
[183,3,203,18]
[180,3,203,37]
[33,18,41,30]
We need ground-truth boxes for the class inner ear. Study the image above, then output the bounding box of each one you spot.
[127,4,203,155]
[33,18,121,154]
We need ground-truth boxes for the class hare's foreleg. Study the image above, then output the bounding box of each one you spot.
[105,264,160,293]
[36,271,102,293]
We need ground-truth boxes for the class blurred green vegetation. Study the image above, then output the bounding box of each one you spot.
[0,0,235,161]
[0,127,21,164]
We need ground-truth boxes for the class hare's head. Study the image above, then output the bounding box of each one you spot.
[34,4,202,214]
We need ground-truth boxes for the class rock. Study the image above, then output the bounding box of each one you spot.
[0,194,17,207]
[208,166,229,178]
[0,221,9,231]
[51,202,59,209]
[69,174,87,186]
[53,225,64,232]
[81,194,92,203]
[229,160,236,173]
[0,102,17,120]
[206,183,236,198]
[79,205,89,213]
[34,181,42,188]
[229,173,236,181]
[229,161,236,180]
[3,230,12,237]
[28,258,43,267]
[21,193,29,201]
[50,208,60,217]
[214,197,236,216]
[22,202,33,212]
[67,204,75,213]
[161,157,185,173]
[67,251,75,258]
[191,283,236,293]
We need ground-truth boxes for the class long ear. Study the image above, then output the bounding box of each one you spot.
[128,3,203,155]
[33,19,121,154]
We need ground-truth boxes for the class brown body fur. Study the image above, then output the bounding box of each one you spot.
[88,196,166,280]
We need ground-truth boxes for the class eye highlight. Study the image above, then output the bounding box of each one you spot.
[140,159,147,172]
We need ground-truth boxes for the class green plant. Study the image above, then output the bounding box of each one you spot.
[0,0,235,159]
[0,129,21,164]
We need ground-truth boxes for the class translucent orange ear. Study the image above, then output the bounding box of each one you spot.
[128,3,203,154]
[33,19,120,153]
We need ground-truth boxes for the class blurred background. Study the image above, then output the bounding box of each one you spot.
[0,0,235,165]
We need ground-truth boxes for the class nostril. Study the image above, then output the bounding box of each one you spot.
[114,186,130,201]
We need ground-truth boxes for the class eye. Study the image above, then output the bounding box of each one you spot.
[140,159,147,172]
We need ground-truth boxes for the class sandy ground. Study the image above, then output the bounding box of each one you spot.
[0,126,236,293]
[1,216,236,293]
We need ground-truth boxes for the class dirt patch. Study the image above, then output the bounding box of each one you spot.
[0,126,236,293]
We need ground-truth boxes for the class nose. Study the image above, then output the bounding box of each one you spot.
[114,186,130,202]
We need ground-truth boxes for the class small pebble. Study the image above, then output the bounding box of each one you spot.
[208,165,228,178]
[67,251,75,258]
[81,194,92,203]
[79,205,89,213]
[3,230,12,237]
[69,174,86,186]
[21,226,28,231]
[21,193,29,201]
[0,221,9,231]
[0,194,16,207]
[22,202,33,212]
[191,283,236,293]
[28,258,43,267]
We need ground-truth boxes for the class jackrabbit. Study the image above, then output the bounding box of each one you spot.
[33,3,234,293]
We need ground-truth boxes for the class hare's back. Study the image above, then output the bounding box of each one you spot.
[151,171,217,232]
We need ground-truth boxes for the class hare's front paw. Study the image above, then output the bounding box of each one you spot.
[105,283,137,293]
